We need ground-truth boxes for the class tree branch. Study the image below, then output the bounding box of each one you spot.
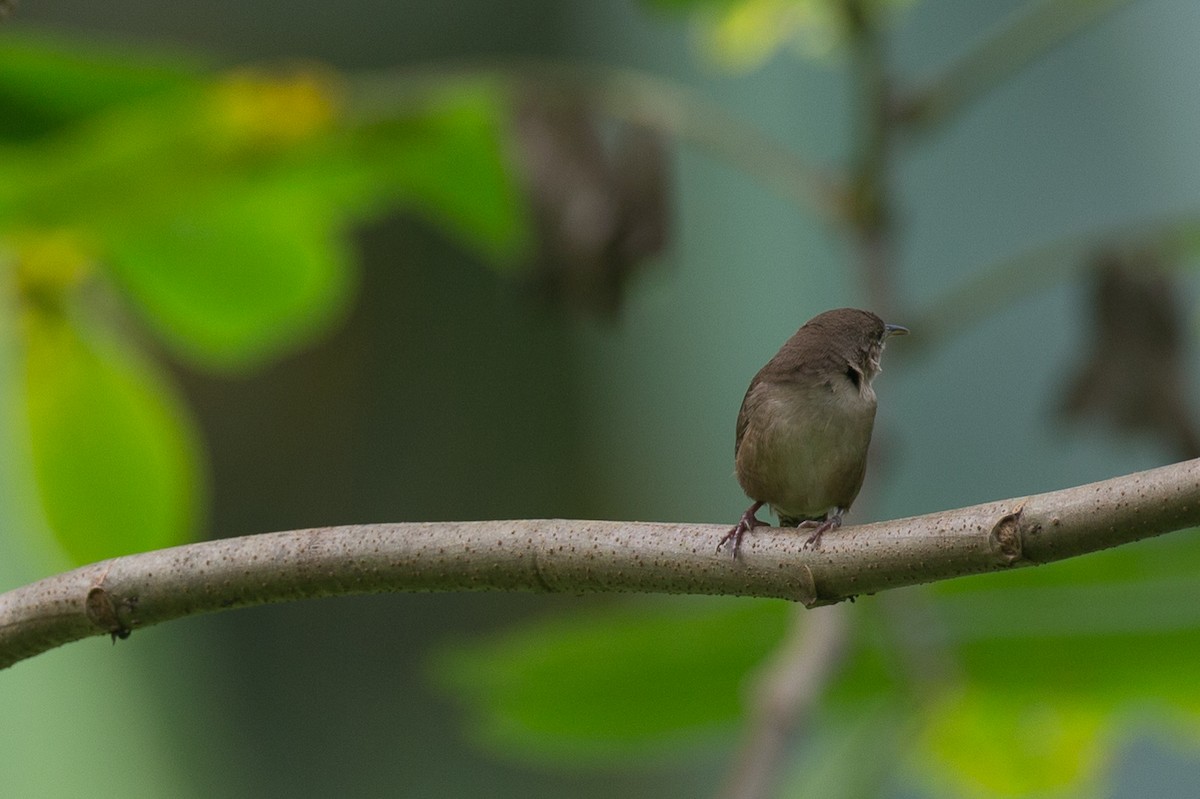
[348,59,841,222]
[903,213,1200,358]
[718,604,850,799]
[893,0,1134,131]
[2,459,1198,670]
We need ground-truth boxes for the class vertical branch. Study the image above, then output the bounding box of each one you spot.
[842,0,896,319]
[719,4,905,797]
[717,605,852,799]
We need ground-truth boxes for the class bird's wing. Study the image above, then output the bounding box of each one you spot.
[735,377,767,457]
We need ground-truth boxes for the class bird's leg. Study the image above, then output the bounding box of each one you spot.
[718,501,765,558]
[802,507,845,548]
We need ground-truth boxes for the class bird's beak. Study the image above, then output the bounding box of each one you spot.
[884,323,909,337]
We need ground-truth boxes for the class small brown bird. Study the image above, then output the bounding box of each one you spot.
[719,308,907,557]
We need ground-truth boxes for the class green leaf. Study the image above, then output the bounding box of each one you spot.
[0,34,200,141]
[352,87,530,265]
[0,69,526,369]
[102,183,355,370]
[434,597,791,761]
[893,536,1200,797]
[22,314,202,564]
[928,533,1200,702]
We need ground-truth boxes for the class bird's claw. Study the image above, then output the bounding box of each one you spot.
[800,510,844,549]
[718,502,765,558]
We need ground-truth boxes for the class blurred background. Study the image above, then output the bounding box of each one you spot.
[3,0,1200,796]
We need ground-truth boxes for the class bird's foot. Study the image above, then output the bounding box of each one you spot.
[719,501,765,558]
[801,508,845,549]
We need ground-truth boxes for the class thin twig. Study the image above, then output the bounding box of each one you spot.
[902,214,1200,358]
[894,0,1136,131]
[1,458,1198,670]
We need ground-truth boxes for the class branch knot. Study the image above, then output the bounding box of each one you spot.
[989,506,1025,566]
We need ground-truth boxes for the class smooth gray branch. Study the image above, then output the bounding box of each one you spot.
[2,458,1198,670]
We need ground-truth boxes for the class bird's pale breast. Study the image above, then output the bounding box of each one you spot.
[735,376,876,520]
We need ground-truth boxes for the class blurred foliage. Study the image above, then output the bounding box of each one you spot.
[21,309,200,564]
[0,34,528,564]
[434,597,792,760]
[643,0,912,70]
[0,34,200,140]
[918,689,1109,798]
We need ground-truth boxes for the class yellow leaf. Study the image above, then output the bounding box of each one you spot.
[10,228,94,303]
[917,687,1110,798]
[207,68,339,149]
[697,0,842,71]
[692,0,914,72]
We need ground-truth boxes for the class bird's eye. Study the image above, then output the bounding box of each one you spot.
[845,366,861,389]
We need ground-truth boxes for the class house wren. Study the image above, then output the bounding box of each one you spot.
[719,308,907,557]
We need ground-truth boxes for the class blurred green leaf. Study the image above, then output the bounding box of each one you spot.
[434,597,791,760]
[923,535,1200,707]
[103,182,355,369]
[22,313,202,564]
[1,40,529,568]
[355,86,530,266]
[0,34,201,141]
[898,535,1200,796]
[0,71,357,369]
[0,54,527,368]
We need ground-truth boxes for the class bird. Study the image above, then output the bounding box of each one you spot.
[718,308,907,557]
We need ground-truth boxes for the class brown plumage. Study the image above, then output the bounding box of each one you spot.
[719,308,907,557]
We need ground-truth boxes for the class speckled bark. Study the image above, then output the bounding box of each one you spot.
[2,458,1198,669]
